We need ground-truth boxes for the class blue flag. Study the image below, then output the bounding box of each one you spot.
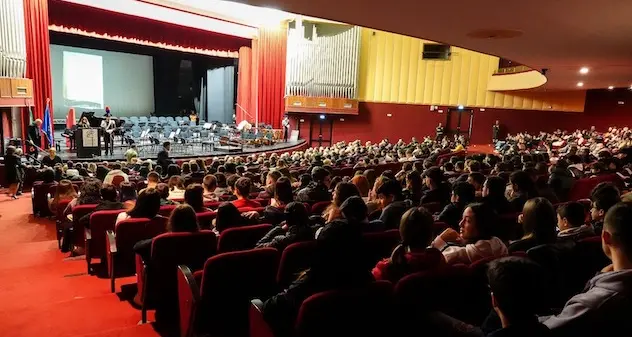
[42,102,53,147]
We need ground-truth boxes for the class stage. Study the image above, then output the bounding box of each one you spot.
[53,130,308,162]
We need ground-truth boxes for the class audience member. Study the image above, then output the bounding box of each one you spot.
[556,201,594,241]
[323,182,360,223]
[481,176,513,215]
[184,183,209,213]
[119,182,137,208]
[508,197,557,253]
[202,174,219,201]
[297,167,332,203]
[589,182,620,234]
[438,182,477,231]
[377,179,411,230]
[49,180,77,213]
[508,171,539,211]
[146,172,160,189]
[256,202,313,250]
[167,176,185,200]
[421,167,451,206]
[232,177,262,208]
[116,188,161,224]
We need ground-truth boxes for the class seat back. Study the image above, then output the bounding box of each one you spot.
[196,211,217,230]
[114,217,167,275]
[32,181,57,216]
[217,224,273,253]
[111,175,126,188]
[148,231,217,319]
[361,229,401,267]
[568,174,622,201]
[420,202,442,214]
[72,204,98,247]
[158,205,177,217]
[310,201,331,215]
[296,281,394,337]
[88,210,123,258]
[276,240,318,288]
[198,248,280,336]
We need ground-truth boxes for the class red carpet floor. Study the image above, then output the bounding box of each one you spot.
[0,193,160,337]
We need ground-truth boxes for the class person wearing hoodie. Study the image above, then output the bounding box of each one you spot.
[373,207,446,282]
[556,201,595,242]
[541,203,632,337]
[431,202,508,265]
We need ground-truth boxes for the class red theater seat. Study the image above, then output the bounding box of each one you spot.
[567,174,622,201]
[158,205,177,217]
[54,199,71,248]
[362,229,401,267]
[105,216,167,292]
[217,224,273,253]
[86,209,122,274]
[72,204,98,248]
[196,211,217,230]
[31,181,57,217]
[179,248,280,337]
[276,240,318,288]
[310,201,330,215]
[139,231,217,324]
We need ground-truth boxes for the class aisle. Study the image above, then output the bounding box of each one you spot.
[0,193,160,337]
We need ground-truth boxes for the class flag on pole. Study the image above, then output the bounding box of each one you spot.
[42,99,53,148]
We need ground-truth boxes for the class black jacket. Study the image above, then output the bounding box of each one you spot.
[28,123,41,145]
[80,200,126,229]
[379,200,411,230]
[42,155,63,167]
[296,182,331,204]
[437,202,465,230]
[4,154,24,184]
[256,225,314,251]
[157,149,172,172]
[420,183,451,207]
[481,196,513,215]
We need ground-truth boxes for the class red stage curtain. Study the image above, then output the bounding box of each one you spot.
[48,0,250,54]
[236,46,253,124]
[256,27,287,129]
[24,0,53,147]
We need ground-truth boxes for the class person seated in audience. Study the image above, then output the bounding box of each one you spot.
[42,148,63,167]
[115,188,161,224]
[481,176,513,215]
[231,177,262,209]
[364,169,377,189]
[257,202,313,250]
[468,172,486,198]
[119,182,137,209]
[146,171,160,190]
[298,173,312,190]
[323,182,361,223]
[351,174,370,201]
[438,182,477,230]
[80,184,126,230]
[373,207,446,282]
[156,183,177,206]
[403,171,424,206]
[508,170,539,211]
[262,177,295,226]
[49,179,77,213]
[376,179,411,230]
[262,218,372,337]
[133,203,199,263]
[432,203,508,264]
[556,201,594,241]
[167,176,185,200]
[189,162,204,180]
[420,166,451,207]
[508,197,557,253]
[103,163,129,186]
[184,183,210,213]
[297,167,332,203]
[213,202,256,235]
[213,173,230,196]
[201,174,219,201]
[259,170,282,199]
[181,162,191,178]
[226,174,240,196]
[541,203,632,336]
[64,180,102,216]
[165,163,181,178]
[589,182,620,234]
[124,145,138,164]
[65,161,80,178]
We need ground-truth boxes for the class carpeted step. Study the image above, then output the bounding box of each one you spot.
[74,323,161,337]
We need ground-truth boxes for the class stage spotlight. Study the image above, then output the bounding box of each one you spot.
[319,114,326,120]
[458,105,464,110]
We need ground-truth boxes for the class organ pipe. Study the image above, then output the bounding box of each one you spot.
[0,0,27,78]
[285,22,360,99]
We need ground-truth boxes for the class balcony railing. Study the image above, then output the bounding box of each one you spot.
[493,65,533,75]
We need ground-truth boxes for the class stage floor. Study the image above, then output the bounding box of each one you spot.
[53,130,307,162]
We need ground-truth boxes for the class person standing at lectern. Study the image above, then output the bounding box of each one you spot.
[493,120,501,144]
[27,118,43,158]
[435,123,444,141]
[78,116,91,128]
[101,115,116,156]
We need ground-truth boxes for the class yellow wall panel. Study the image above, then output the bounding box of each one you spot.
[358,28,586,112]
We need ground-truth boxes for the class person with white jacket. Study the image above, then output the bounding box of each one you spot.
[432,202,507,265]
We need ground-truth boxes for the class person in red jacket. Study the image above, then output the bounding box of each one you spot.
[373,206,446,282]
[231,177,262,209]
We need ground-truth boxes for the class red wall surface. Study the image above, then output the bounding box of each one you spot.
[290,89,632,146]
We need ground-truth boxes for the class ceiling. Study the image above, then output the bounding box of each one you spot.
[221,0,632,90]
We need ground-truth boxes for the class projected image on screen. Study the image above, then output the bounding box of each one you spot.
[62,51,104,109]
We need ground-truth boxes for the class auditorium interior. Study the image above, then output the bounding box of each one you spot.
[1,0,632,336]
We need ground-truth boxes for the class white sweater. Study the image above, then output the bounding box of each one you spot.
[431,236,508,265]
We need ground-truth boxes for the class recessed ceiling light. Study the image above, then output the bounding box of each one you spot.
[577,82,584,87]
[608,86,614,90]
[579,67,589,74]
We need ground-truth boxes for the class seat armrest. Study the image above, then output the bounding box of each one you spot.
[106,230,117,253]
[106,230,117,292]
[250,299,275,337]
[178,265,201,337]
[85,228,92,240]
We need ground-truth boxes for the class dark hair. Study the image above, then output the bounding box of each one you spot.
[299,173,312,189]
[234,177,252,198]
[443,162,455,172]
[521,197,557,243]
[284,202,309,228]
[399,207,434,248]
[364,169,376,188]
[484,176,507,199]
[424,167,444,185]
[591,182,620,213]
[167,204,199,232]
[311,167,330,183]
[156,183,170,199]
[184,183,205,212]
[557,201,586,228]
[274,177,294,204]
[190,163,199,173]
[510,170,537,197]
[406,170,423,195]
[466,203,498,242]
[168,176,185,191]
[167,164,181,177]
[267,170,283,185]
[468,160,481,173]
[333,182,361,207]
[452,182,476,206]
[604,203,632,259]
[101,184,118,202]
[468,172,486,187]
[227,174,239,190]
[487,257,545,322]
[181,162,191,175]
[224,163,237,174]
[215,173,227,188]
[163,141,171,148]
[127,188,161,218]
[119,182,137,202]
[215,202,242,233]
[339,196,368,223]
[78,180,102,205]
[376,179,402,198]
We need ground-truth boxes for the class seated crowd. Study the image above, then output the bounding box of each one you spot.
[31,130,632,337]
